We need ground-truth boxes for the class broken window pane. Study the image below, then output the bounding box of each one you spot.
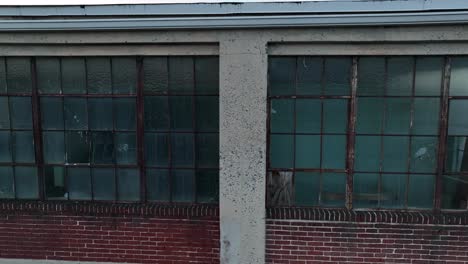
[410,136,438,173]
[267,171,293,206]
[446,136,468,173]
[196,169,219,203]
[66,131,89,164]
[448,100,468,135]
[442,174,468,209]
[44,166,66,200]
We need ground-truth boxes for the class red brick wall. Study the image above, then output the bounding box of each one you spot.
[266,209,468,264]
[0,202,219,264]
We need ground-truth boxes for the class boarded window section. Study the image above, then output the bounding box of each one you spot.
[268,57,350,207]
[39,57,137,202]
[355,56,441,209]
[0,57,38,199]
[144,56,219,203]
[268,56,443,209]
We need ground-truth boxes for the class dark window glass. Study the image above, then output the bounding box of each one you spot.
[143,57,168,94]
[270,99,294,133]
[117,168,139,201]
[15,166,38,199]
[296,57,321,95]
[87,57,112,94]
[37,57,61,94]
[114,98,136,130]
[0,58,7,93]
[67,167,91,200]
[324,58,351,95]
[66,131,89,163]
[387,57,413,96]
[295,135,320,169]
[170,96,193,131]
[323,99,348,133]
[356,98,384,134]
[112,57,136,94]
[172,169,194,202]
[64,98,88,130]
[195,57,219,95]
[354,136,381,172]
[41,97,64,130]
[415,57,443,96]
[413,98,440,135]
[358,57,385,96]
[171,134,194,168]
[270,135,294,168]
[196,169,218,203]
[88,98,113,130]
[61,58,86,94]
[10,97,32,129]
[196,96,218,132]
[446,136,468,173]
[450,57,468,96]
[384,98,411,135]
[6,58,32,93]
[295,99,320,133]
[43,131,65,164]
[353,173,379,208]
[0,97,10,129]
[380,174,406,208]
[442,174,468,209]
[196,134,219,168]
[269,57,296,96]
[321,173,346,207]
[144,133,169,167]
[90,132,114,164]
[322,135,346,169]
[408,174,434,208]
[12,131,35,163]
[0,166,14,198]
[44,166,66,200]
[92,168,115,201]
[115,133,136,165]
[295,172,320,206]
[147,169,170,201]
[0,131,11,162]
[169,57,194,94]
[144,96,169,131]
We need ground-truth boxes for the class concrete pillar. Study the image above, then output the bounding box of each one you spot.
[219,37,268,264]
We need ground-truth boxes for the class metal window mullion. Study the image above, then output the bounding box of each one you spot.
[405,56,417,209]
[192,57,198,203]
[346,56,358,210]
[30,57,45,201]
[434,56,451,211]
[167,56,173,203]
[136,57,146,203]
[318,57,325,206]
[378,57,389,209]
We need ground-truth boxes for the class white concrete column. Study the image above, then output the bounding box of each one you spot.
[219,37,268,264]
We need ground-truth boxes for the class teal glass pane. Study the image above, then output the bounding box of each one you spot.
[37,57,60,94]
[321,173,346,207]
[407,174,434,209]
[415,57,443,96]
[111,57,136,94]
[448,100,468,135]
[0,131,11,162]
[42,131,65,164]
[10,97,32,129]
[322,135,346,169]
[295,99,320,133]
[15,166,38,199]
[171,133,194,168]
[382,136,409,172]
[413,98,440,135]
[195,57,219,95]
[64,98,88,130]
[44,166,66,200]
[117,168,140,201]
[62,58,86,94]
[143,57,168,94]
[144,133,169,167]
[147,169,169,201]
[41,97,64,130]
[296,57,321,95]
[0,97,9,129]
[354,135,380,171]
[6,58,31,93]
[410,136,438,173]
[170,96,193,131]
[445,136,468,173]
[380,173,407,208]
[169,57,194,94]
[196,169,219,203]
[0,166,14,198]
[144,96,169,131]
[295,135,320,168]
[12,131,34,163]
[90,132,114,164]
[450,57,468,96]
[114,98,136,130]
[295,172,320,206]
[0,58,6,93]
[196,96,218,132]
[353,173,379,208]
[115,132,136,165]
[324,57,351,95]
[67,167,91,200]
[88,98,113,130]
[270,134,294,168]
[356,98,384,134]
[384,98,411,134]
[357,57,385,96]
[323,99,348,133]
[270,99,294,133]
[441,174,468,209]
[66,131,89,164]
[172,169,195,202]
[387,57,414,96]
[196,133,218,168]
[87,57,112,94]
[269,57,295,96]
[92,168,115,201]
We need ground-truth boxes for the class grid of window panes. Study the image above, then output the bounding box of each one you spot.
[0,56,219,203]
[268,57,351,207]
[143,57,219,203]
[354,57,442,209]
[0,58,38,199]
[268,56,445,209]
[443,57,468,209]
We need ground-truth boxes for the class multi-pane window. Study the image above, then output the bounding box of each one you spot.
[268,55,468,210]
[0,56,219,203]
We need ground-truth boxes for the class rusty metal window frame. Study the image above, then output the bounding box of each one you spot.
[0,55,220,204]
[267,55,457,211]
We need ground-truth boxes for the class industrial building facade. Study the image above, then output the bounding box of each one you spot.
[1,0,468,263]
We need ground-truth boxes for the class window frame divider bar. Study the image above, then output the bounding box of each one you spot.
[346,56,358,210]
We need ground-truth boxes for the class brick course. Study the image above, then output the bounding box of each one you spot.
[0,201,219,264]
